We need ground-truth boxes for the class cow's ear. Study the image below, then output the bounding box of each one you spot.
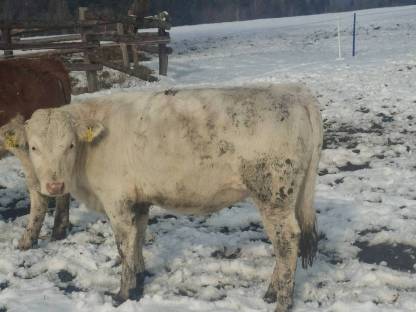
[76,119,105,143]
[0,115,27,151]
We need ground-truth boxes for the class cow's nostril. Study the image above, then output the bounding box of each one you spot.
[46,182,65,195]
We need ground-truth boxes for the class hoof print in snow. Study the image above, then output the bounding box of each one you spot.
[357,227,390,237]
[148,214,178,225]
[354,241,416,273]
[219,226,230,234]
[57,270,75,283]
[357,107,370,113]
[58,284,84,295]
[337,162,370,172]
[241,222,262,232]
[334,177,344,184]
[370,122,383,131]
[320,249,343,265]
[373,154,385,159]
[175,288,197,297]
[211,247,241,259]
[0,205,29,221]
[376,113,394,123]
[0,280,9,291]
[319,169,329,176]
[346,142,358,149]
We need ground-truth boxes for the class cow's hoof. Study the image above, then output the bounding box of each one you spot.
[17,234,36,250]
[263,284,277,303]
[110,287,144,306]
[274,303,293,312]
[274,297,293,312]
[110,293,126,307]
[51,227,68,241]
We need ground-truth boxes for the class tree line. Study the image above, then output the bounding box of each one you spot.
[1,0,414,26]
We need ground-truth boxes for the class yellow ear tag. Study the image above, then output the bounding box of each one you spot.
[85,127,94,143]
[5,132,18,149]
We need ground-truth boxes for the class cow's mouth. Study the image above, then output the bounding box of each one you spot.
[46,182,65,196]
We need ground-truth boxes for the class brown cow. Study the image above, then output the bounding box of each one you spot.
[0,57,71,249]
[0,57,71,125]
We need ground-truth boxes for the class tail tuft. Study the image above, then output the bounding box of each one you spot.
[299,221,318,269]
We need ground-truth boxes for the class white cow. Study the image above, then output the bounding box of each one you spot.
[0,116,70,249]
[4,84,322,312]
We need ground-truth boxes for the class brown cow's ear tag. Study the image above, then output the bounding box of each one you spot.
[85,127,94,143]
[5,131,19,149]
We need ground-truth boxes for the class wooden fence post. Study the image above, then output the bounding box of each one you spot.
[127,9,139,68]
[1,27,13,58]
[79,7,98,92]
[352,12,357,57]
[158,28,168,76]
[117,23,130,68]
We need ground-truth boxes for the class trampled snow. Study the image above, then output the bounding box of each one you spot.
[1,5,416,312]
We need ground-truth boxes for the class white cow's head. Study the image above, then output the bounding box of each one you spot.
[1,109,104,196]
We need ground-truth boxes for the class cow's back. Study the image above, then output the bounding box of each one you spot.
[64,84,320,213]
[0,57,71,127]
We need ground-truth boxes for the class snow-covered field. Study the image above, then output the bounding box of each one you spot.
[1,5,416,312]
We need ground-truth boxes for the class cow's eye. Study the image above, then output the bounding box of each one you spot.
[69,143,74,149]
[31,146,36,151]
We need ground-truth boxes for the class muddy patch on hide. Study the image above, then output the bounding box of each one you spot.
[164,89,178,96]
[240,158,273,203]
[273,95,291,122]
[225,95,262,131]
[177,114,208,153]
[218,140,235,156]
[240,156,295,206]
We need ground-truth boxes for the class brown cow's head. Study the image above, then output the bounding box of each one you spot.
[2,109,104,196]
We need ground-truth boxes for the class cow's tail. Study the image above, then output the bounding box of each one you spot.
[296,101,322,269]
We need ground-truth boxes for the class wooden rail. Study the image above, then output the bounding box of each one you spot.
[88,33,170,45]
[13,34,82,44]
[0,7,172,93]
[65,63,103,72]
[0,41,99,50]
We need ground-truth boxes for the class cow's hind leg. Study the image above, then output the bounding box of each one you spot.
[241,157,302,312]
[259,207,300,312]
[51,194,71,241]
[106,200,150,303]
[18,190,48,250]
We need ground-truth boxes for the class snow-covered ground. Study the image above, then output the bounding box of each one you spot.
[1,5,416,312]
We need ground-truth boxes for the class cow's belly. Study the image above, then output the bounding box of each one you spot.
[152,186,249,215]
[144,162,248,214]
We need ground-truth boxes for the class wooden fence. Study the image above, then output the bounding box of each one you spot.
[0,8,172,93]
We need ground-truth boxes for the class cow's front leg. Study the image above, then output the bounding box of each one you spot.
[106,200,150,303]
[18,190,48,250]
[51,194,71,241]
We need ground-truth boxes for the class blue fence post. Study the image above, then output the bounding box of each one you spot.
[352,12,356,57]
